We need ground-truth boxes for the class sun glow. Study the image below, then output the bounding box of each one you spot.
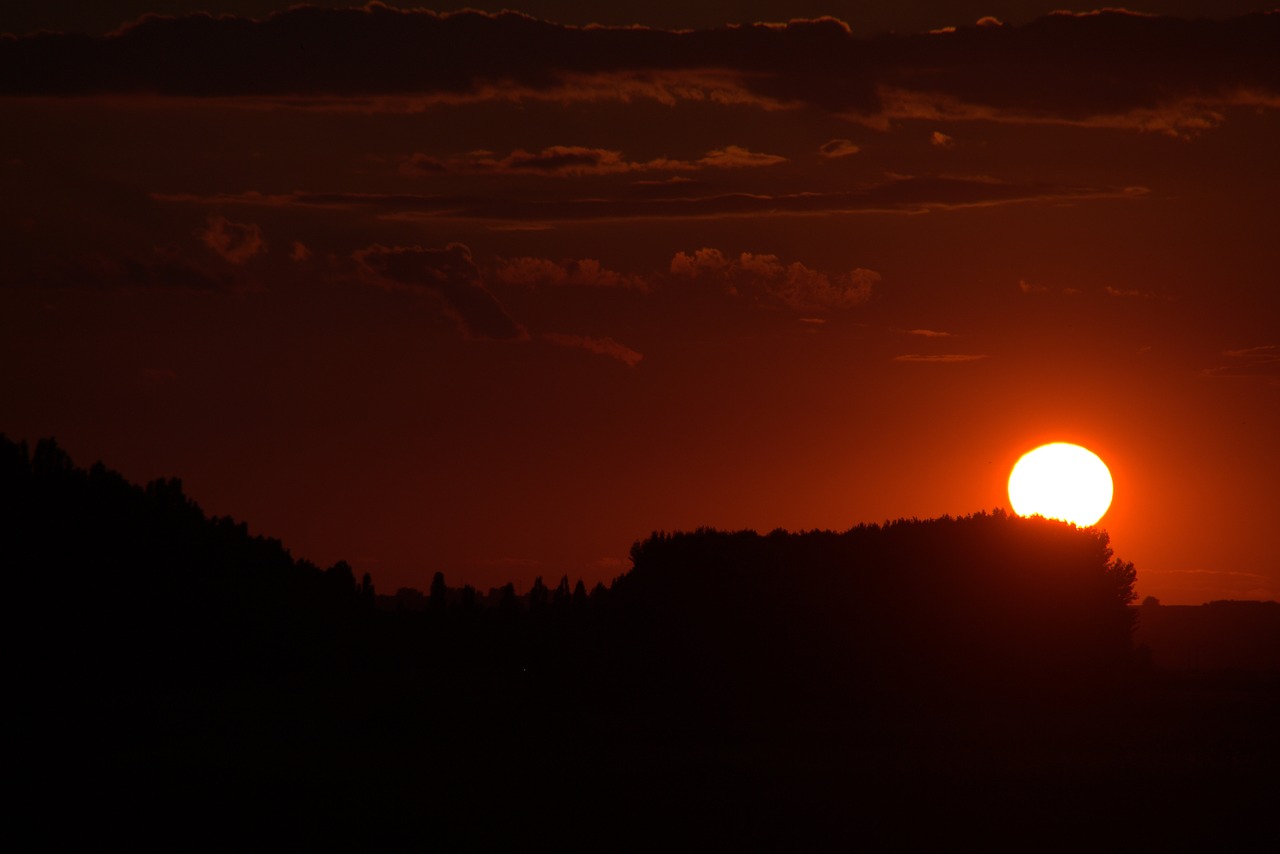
[1008,443,1113,527]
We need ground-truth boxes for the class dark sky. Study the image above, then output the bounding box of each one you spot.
[2,3,1278,603]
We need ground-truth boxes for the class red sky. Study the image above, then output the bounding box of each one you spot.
[2,3,1277,603]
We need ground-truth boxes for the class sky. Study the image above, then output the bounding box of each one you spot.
[2,3,1277,604]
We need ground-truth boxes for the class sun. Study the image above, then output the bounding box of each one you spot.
[1008,443,1113,527]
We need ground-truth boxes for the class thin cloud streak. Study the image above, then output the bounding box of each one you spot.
[543,333,644,367]
[152,176,1141,224]
[400,145,787,178]
[894,354,990,363]
[1199,345,1280,382]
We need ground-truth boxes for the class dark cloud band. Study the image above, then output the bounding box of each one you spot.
[3,6,1276,127]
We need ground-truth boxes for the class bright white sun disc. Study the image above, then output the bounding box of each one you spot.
[1008,442,1113,527]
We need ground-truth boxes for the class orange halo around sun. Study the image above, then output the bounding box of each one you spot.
[1008,443,1113,527]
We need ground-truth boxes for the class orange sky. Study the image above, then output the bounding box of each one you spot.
[2,3,1277,603]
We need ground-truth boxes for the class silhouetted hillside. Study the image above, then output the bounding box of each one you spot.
[2,436,375,679]
[3,435,389,825]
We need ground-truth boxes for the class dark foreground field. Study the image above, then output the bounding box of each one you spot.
[27,630,1278,850]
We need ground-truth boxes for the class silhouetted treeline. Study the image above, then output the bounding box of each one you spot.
[1136,599,1280,670]
[378,572,605,613]
[608,517,1137,712]
[6,434,1277,849]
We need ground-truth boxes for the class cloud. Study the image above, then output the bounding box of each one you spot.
[396,153,449,176]
[3,8,1275,133]
[1200,345,1280,381]
[930,131,955,148]
[154,175,1135,224]
[906,328,951,338]
[492,257,649,291]
[1104,285,1158,299]
[402,147,635,178]
[863,12,1280,136]
[871,87,1280,139]
[1019,278,1088,296]
[818,139,860,159]
[289,241,312,262]
[1225,345,1280,360]
[352,243,524,340]
[543,333,643,367]
[670,247,879,311]
[1140,567,1280,602]
[504,147,634,175]
[894,354,989,363]
[1104,286,1141,298]
[122,253,233,290]
[197,215,265,263]
[400,145,786,177]
[695,145,787,169]
[0,9,860,110]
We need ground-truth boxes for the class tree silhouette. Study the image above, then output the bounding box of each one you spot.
[460,584,478,611]
[529,576,549,611]
[498,582,518,613]
[326,560,357,593]
[429,571,447,612]
[553,574,571,608]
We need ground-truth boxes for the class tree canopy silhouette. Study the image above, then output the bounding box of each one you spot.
[610,512,1138,710]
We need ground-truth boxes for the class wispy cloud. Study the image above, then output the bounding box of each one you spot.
[154,175,1137,224]
[1019,278,1086,296]
[1104,285,1158,299]
[400,144,786,178]
[1200,345,1280,382]
[492,257,649,291]
[543,333,643,367]
[894,354,989,363]
[818,139,860,159]
[670,247,878,312]
[352,243,525,340]
[695,146,787,169]
[197,215,265,264]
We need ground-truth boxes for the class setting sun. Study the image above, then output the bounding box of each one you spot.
[1008,443,1114,527]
